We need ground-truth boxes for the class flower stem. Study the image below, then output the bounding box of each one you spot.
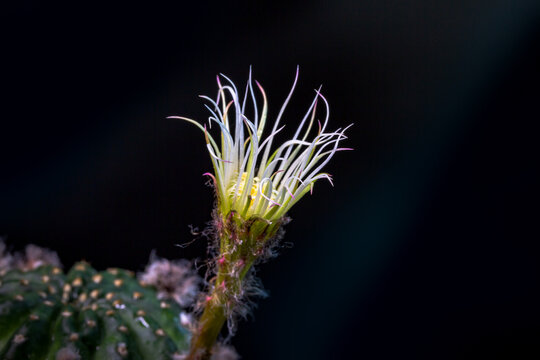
[185,296,227,360]
[186,259,253,360]
[186,213,282,359]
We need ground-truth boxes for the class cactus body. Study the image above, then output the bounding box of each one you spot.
[0,262,190,359]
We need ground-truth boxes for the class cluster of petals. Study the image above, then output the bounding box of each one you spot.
[169,67,352,221]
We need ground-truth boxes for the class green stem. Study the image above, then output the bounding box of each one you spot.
[185,297,227,360]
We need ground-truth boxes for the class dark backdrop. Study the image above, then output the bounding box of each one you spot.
[1,1,539,359]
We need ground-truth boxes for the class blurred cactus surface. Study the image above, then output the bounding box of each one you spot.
[0,243,193,360]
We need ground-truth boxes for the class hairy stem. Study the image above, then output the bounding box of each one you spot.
[186,259,255,360]
[186,212,282,360]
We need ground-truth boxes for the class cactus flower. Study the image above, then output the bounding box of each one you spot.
[168,67,352,223]
[170,68,351,360]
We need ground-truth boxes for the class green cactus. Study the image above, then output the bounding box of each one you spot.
[0,261,191,359]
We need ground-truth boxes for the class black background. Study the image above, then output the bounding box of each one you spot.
[1,1,539,359]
